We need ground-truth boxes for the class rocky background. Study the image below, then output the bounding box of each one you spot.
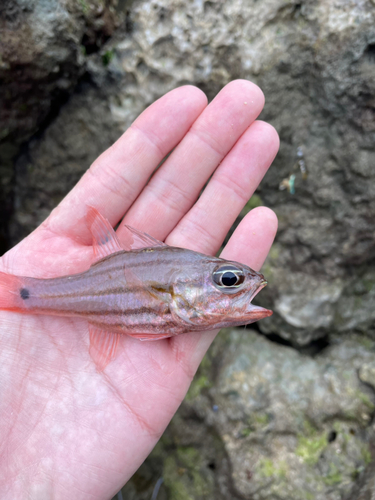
[1,0,375,498]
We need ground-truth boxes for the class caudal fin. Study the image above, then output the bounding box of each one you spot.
[0,271,25,312]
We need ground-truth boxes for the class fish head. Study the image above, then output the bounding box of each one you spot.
[171,253,272,330]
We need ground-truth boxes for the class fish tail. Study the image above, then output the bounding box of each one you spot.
[0,271,26,312]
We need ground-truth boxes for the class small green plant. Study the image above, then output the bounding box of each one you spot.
[78,0,89,14]
[102,49,115,66]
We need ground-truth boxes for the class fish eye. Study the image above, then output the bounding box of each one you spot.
[212,265,245,290]
[222,272,238,286]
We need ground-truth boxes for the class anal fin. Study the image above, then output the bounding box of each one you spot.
[89,323,120,371]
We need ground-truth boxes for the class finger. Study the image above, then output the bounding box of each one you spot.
[169,207,278,380]
[166,120,279,254]
[221,206,278,271]
[118,80,265,240]
[41,86,208,243]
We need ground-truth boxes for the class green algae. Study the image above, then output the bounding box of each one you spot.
[253,412,270,426]
[102,49,115,66]
[303,492,315,500]
[296,421,327,465]
[163,447,214,500]
[361,443,372,465]
[186,352,213,401]
[258,458,288,479]
[186,374,212,400]
[362,278,375,293]
[241,194,263,216]
[260,243,281,283]
[357,391,375,411]
[241,412,270,436]
[356,336,375,350]
[323,463,342,486]
[78,0,89,14]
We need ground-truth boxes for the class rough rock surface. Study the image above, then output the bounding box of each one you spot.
[121,330,375,500]
[0,0,119,145]
[0,0,120,253]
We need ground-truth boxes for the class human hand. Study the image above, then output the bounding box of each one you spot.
[0,80,279,499]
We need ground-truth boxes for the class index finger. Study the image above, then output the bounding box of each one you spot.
[41,86,208,243]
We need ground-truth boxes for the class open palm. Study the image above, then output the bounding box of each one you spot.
[0,81,279,500]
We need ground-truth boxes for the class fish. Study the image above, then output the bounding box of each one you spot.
[0,207,272,370]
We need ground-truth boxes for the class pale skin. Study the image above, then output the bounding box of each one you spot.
[0,80,279,499]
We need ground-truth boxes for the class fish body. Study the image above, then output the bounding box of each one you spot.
[0,208,272,369]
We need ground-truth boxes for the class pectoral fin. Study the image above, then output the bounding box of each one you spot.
[89,323,120,371]
[86,206,123,262]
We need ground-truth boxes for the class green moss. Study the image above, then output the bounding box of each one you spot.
[185,374,212,401]
[362,279,375,293]
[361,444,372,465]
[259,458,274,477]
[253,412,270,426]
[185,353,213,401]
[240,427,253,437]
[258,458,287,479]
[176,447,199,465]
[243,413,270,435]
[78,0,89,14]
[260,243,281,284]
[295,422,327,465]
[241,194,263,216]
[323,464,342,486]
[164,456,193,500]
[200,353,212,371]
[355,390,375,411]
[302,419,317,436]
[151,439,168,457]
[102,49,115,66]
[163,447,213,500]
[356,336,375,350]
[304,492,315,500]
[163,457,194,500]
[268,244,280,261]
[296,435,327,465]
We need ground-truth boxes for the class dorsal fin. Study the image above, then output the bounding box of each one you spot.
[86,206,123,262]
[122,224,167,250]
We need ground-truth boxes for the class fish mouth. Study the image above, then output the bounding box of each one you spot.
[245,279,272,321]
[245,303,273,320]
[249,279,268,302]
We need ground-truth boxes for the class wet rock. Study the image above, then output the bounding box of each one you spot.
[206,330,375,500]
[0,0,120,253]
[0,0,119,146]
[126,330,375,500]
[10,83,127,240]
